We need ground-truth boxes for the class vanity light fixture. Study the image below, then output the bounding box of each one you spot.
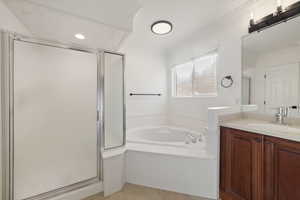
[249,0,300,33]
[151,20,173,35]
[75,33,85,40]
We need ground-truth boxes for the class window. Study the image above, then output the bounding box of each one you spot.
[172,53,217,97]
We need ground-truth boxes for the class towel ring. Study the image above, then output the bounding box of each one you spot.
[221,75,233,88]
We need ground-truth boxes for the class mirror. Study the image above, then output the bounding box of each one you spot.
[242,17,300,117]
[104,52,125,149]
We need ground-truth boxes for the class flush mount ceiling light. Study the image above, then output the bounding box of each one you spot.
[151,20,173,35]
[75,33,85,40]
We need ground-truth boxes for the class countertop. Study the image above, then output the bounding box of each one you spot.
[220,118,300,143]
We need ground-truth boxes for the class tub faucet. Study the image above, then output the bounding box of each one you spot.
[186,134,202,144]
[188,134,197,143]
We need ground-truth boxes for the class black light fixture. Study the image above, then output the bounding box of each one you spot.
[249,1,300,33]
[151,20,173,35]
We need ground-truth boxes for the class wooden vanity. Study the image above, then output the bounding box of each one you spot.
[220,126,300,200]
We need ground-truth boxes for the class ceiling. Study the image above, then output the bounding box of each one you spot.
[122,0,251,54]
[3,0,141,50]
[5,0,252,53]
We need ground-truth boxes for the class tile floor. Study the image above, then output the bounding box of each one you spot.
[83,183,213,200]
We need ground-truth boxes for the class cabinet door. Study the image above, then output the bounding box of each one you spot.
[264,136,300,200]
[220,127,263,200]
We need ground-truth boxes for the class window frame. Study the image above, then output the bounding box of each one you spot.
[171,52,218,98]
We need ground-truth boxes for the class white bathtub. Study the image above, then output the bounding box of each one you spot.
[127,126,206,149]
[125,126,217,199]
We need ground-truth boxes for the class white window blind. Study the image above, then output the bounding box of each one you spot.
[172,53,217,97]
[174,62,193,97]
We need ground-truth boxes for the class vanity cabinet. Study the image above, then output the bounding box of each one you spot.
[220,127,300,200]
[263,136,300,200]
[220,127,263,200]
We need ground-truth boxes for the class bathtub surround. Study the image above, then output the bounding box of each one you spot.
[124,122,214,198]
[100,128,215,199]
[105,126,214,198]
[125,151,216,198]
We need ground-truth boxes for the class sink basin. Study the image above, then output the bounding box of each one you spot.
[246,123,300,134]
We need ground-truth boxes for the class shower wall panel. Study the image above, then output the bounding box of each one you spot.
[104,53,125,149]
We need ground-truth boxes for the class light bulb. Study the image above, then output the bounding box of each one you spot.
[250,12,254,20]
[250,11,255,26]
[276,0,283,13]
[277,0,282,7]
[75,33,85,40]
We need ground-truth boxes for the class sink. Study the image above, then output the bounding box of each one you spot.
[246,123,300,134]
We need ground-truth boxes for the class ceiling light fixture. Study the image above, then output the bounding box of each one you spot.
[151,20,173,35]
[75,33,85,40]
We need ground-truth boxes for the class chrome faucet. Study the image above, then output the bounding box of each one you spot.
[275,106,289,125]
[186,134,202,144]
[187,134,197,143]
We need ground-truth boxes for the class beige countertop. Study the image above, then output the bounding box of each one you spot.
[220,118,300,143]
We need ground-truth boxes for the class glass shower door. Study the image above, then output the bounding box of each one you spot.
[13,40,99,200]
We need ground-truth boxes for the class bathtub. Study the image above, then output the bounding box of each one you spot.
[125,126,217,199]
[127,126,206,149]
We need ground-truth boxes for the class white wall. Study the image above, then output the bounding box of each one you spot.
[166,14,246,130]
[165,0,284,130]
[120,45,168,129]
[0,1,30,198]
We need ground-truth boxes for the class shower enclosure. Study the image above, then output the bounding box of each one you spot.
[0,31,125,200]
